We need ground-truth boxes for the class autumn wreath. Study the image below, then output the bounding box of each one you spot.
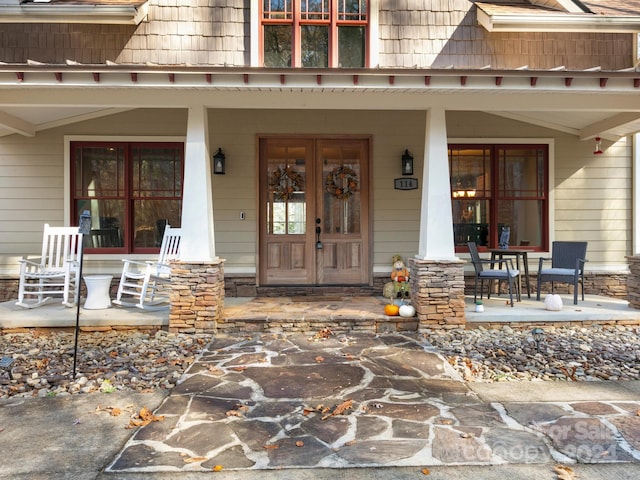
[325,166,359,199]
[269,166,304,201]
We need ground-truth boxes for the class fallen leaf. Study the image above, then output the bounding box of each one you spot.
[125,406,165,429]
[263,444,279,450]
[226,410,243,417]
[184,456,207,463]
[553,464,578,480]
[322,399,353,420]
[208,366,224,375]
[315,356,325,363]
[344,440,357,446]
[460,432,473,439]
[110,407,122,417]
[230,366,247,372]
[296,441,305,447]
[212,465,223,472]
[422,467,430,475]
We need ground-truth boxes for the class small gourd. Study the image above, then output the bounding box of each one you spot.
[399,304,416,317]
[384,303,400,316]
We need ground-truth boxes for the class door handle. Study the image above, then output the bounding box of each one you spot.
[315,218,323,249]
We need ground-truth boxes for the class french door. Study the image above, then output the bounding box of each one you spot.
[259,137,370,286]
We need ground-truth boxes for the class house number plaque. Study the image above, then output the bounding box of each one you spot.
[394,178,418,190]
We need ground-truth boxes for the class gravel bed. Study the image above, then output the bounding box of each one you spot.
[425,324,640,382]
[1,325,639,399]
[0,329,209,399]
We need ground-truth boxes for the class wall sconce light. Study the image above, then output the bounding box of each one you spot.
[593,137,603,155]
[213,148,226,174]
[401,149,414,175]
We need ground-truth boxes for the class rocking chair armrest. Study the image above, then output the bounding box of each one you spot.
[121,259,151,268]
[18,257,43,267]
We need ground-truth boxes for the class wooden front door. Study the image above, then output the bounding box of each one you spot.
[259,137,370,286]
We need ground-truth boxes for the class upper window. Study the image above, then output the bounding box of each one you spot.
[71,142,184,254]
[449,144,548,252]
[261,0,368,68]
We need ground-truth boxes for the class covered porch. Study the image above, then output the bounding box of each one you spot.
[1,293,638,334]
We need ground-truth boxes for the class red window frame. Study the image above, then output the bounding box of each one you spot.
[260,0,369,68]
[449,144,549,253]
[70,141,184,254]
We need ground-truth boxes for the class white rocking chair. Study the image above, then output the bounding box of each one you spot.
[113,225,182,310]
[16,224,83,308]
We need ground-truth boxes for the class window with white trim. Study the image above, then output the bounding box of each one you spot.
[450,144,549,252]
[71,141,184,253]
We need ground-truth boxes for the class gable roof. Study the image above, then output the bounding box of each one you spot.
[477,0,640,32]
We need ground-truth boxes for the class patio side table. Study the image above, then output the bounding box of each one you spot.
[83,275,113,309]
[488,248,531,298]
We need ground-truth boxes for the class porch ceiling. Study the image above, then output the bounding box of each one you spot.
[0,66,640,142]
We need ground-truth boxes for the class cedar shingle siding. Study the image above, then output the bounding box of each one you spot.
[0,1,633,70]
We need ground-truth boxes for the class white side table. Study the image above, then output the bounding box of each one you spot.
[83,275,113,309]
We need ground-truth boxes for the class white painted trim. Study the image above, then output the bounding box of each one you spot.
[369,0,379,68]
[250,3,259,67]
[449,137,555,250]
[63,135,185,226]
[634,133,640,255]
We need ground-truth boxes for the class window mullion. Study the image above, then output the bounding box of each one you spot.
[292,0,301,67]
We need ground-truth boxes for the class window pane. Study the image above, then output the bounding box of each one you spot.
[301,0,328,20]
[339,0,367,20]
[264,0,292,19]
[132,146,182,198]
[133,200,182,248]
[264,25,292,67]
[266,146,307,235]
[498,147,545,197]
[322,145,361,235]
[75,200,125,248]
[497,200,543,247]
[453,199,489,247]
[74,146,124,197]
[301,25,328,67]
[338,26,365,67]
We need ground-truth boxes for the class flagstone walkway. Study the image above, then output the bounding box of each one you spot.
[107,332,640,473]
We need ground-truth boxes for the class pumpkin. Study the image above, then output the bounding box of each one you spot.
[399,304,416,318]
[384,303,400,316]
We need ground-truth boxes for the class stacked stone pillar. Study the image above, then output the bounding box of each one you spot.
[408,257,466,329]
[626,256,640,309]
[168,260,225,333]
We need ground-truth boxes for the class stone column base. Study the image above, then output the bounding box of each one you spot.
[626,256,640,309]
[408,257,466,329]
[168,259,225,333]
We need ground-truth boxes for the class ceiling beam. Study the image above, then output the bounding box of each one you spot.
[0,109,35,136]
[579,112,640,141]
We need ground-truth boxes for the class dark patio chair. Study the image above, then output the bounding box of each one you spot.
[536,241,588,305]
[468,242,521,307]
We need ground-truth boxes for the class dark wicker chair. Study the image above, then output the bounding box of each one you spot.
[536,241,588,305]
[468,242,521,307]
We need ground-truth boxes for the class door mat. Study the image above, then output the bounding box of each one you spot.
[291,296,343,302]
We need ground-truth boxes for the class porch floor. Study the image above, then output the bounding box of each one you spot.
[0,293,638,331]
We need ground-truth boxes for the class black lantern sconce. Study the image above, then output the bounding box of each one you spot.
[213,148,226,175]
[401,149,414,176]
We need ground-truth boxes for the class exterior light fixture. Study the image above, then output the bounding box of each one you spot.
[531,327,545,352]
[213,148,226,174]
[594,137,603,155]
[401,149,414,175]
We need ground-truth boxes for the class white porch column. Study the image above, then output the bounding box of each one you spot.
[416,107,456,260]
[180,105,217,261]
